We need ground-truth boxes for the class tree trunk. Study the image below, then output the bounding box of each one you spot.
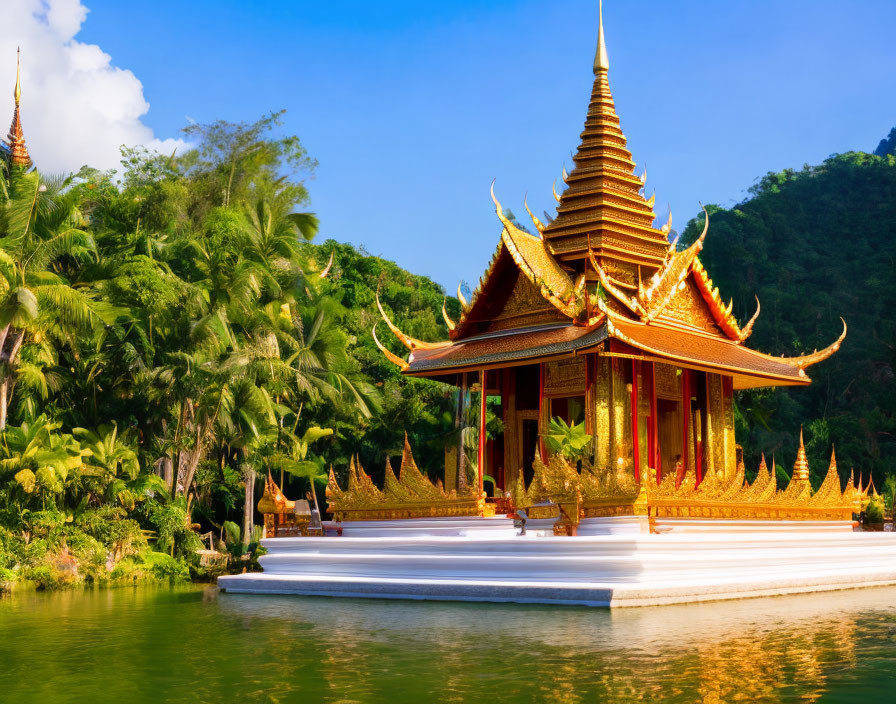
[242,466,255,547]
[0,330,23,430]
[179,425,204,500]
[0,378,7,431]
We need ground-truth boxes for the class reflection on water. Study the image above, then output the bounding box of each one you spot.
[2,585,895,703]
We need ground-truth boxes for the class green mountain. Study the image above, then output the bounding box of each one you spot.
[305,240,461,478]
[680,149,896,484]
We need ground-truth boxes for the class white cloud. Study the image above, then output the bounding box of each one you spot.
[0,0,188,174]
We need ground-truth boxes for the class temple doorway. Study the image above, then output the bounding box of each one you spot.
[519,414,539,487]
[654,363,684,481]
[657,398,684,481]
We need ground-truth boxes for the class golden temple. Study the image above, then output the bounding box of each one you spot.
[2,48,32,170]
[341,1,853,531]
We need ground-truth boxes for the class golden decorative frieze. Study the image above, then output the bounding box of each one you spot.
[326,435,484,521]
[543,358,587,396]
[257,472,296,515]
[514,431,858,527]
[518,453,643,520]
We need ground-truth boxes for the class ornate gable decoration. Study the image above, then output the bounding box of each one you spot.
[487,270,568,333]
[659,276,724,335]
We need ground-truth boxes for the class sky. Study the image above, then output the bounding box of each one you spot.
[1,0,895,292]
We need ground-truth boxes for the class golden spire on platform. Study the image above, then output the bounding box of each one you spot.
[4,48,32,169]
[543,2,668,267]
[792,427,810,482]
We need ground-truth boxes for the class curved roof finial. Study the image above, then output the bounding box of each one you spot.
[594,0,609,74]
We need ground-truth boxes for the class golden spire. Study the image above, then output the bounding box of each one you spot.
[793,427,810,482]
[14,47,21,106]
[594,0,609,73]
[4,47,32,169]
[544,2,668,267]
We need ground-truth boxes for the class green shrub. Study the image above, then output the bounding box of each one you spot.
[544,418,592,462]
[866,497,885,523]
[24,565,63,591]
[143,551,190,582]
[147,499,202,558]
[110,555,144,583]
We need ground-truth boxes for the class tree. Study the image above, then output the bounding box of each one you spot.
[874,126,896,157]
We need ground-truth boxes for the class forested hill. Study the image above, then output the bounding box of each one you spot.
[680,150,896,483]
[303,240,462,475]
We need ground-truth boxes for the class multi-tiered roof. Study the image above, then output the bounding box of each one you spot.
[374,2,845,389]
[543,10,668,268]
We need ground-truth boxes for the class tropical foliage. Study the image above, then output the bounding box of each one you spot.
[0,112,457,590]
[544,418,592,462]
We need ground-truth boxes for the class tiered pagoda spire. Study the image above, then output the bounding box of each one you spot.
[543,0,668,268]
[3,48,32,170]
[792,427,810,482]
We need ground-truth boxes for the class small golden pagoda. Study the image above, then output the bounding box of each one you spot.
[335,3,855,527]
[2,48,32,170]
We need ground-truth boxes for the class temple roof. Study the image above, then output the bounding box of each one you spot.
[2,48,32,169]
[404,315,818,389]
[405,323,607,375]
[449,193,583,339]
[603,316,811,389]
[372,4,846,387]
[541,1,669,267]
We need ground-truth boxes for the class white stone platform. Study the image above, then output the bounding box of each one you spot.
[217,516,896,607]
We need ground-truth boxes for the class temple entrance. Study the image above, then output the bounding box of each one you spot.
[654,364,684,482]
[519,414,539,487]
[507,364,541,490]
[657,398,684,481]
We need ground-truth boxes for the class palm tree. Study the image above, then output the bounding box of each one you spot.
[74,423,165,510]
[243,199,318,300]
[0,170,110,428]
[0,414,84,508]
[214,376,277,545]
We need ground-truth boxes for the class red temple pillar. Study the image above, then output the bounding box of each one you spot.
[478,369,487,496]
[682,369,691,481]
[538,363,546,459]
[631,359,640,484]
[645,362,658,482]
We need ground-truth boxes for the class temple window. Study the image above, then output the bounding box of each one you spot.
[542,358,589,468]
[550,395,586,426]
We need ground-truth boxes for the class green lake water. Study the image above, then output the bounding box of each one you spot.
[2,585,896,704]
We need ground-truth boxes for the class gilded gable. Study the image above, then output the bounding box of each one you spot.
[660,276,724,336]
[487,273,568,333]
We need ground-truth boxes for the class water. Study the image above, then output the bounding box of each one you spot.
[2,586,896,703]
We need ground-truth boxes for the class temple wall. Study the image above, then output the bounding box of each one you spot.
[723,377,737,475]
[609,358,634,475]
[594,355,612,469]
[520,356,736,490]
[706,373,727,479]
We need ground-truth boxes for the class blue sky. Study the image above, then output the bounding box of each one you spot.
[75,0,896,292]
